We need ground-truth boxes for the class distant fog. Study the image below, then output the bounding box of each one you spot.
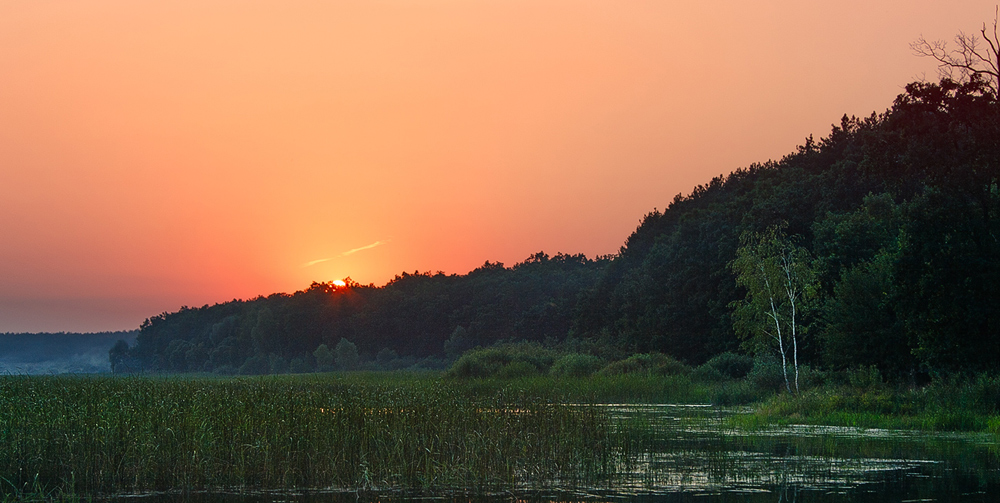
[0,331,137,375]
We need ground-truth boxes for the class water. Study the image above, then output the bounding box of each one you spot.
[111,404,1000,502]
[598,404,1000,501]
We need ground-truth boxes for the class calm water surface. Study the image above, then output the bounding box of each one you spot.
[114,404,1000,503]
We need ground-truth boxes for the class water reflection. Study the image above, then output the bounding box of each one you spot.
[111,404,1000,502]
[601,403,1000,501]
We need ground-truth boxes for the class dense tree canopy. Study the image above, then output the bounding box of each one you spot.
[121,78,999,379]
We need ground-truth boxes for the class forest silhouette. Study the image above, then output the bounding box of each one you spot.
[115,76,999,381]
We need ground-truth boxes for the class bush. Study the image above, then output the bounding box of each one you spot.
[847,365,884,389]
[335,338,360,371]
[748,356,787,392]
[691,364,726,383]
[599,353,691,377]
[796,365,829,389]
[704,352,754,379]
[550,353,604,378]
[711,380,770,406]
[447,343,557,378]
[497,361,540,379]
[313,344,334,372]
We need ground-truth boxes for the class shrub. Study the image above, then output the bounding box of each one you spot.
[550,353,604,378]
[796,365,829,389]
[747,356,786,392]
[704,352,754,379]
[313,344,334,372]
[447,343,557,378]
[969,374,1000,413]
[691,364,726,383]
[711,380,769,406]
[599,353,691,377]
[497,361,540,379]
[335,338,360,371]
[847,365,884,389]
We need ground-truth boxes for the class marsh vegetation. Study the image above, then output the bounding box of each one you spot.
[4,372,1000,502]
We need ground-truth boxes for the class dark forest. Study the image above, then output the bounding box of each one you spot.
[116,77,999,381]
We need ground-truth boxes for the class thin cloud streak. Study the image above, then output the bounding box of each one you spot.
[303,240,390,267]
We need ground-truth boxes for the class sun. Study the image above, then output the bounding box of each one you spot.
[332,279,347,287]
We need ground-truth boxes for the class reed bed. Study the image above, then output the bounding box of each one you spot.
[0,374,613,497]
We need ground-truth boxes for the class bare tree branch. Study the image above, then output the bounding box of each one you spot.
[911,7,1000,96]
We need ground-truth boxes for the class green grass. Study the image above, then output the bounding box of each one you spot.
[7,369,999,499]
[0,373,612,497]
[730,376,1000,433]
[451,373,718,404]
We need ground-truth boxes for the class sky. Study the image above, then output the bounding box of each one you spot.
[1,0,996,333]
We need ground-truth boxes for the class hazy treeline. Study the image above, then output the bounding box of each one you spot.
[116,253,609,375]
[119,78,998,380]
[1,331,137,374]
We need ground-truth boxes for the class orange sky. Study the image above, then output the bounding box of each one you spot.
[1,0,995,332]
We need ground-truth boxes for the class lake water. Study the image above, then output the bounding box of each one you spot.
[112,404,1000,502]
[596,404,1000,501]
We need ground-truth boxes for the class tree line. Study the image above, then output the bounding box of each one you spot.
[114,76,998,380]
[112,252,609,374]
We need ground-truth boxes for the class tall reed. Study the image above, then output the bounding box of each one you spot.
[0,374,611,496]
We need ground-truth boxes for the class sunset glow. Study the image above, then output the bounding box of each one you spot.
[1,0,995,332]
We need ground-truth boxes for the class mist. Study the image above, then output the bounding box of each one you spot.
[0,331,137,375]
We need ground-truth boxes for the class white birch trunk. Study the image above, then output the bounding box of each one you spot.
[782,253,800,395]
[761,263,791,394]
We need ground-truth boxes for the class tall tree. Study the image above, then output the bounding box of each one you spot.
[731,226,816,393]
[912,7,1000,96]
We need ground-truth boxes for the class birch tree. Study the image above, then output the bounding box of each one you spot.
[730,226,816,394]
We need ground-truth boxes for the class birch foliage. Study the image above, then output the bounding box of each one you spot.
[730,226,817,394]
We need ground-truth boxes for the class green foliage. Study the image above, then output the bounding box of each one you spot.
[0,374,612,495]
[123,78,999,380]
[334,338,359,371]
[312,344,333,372]
[702,352,754,379]
[443,326,475,361]
[447,343,558,379]
[743,372,1000,432]
[550,353,605,378]
[731,225,817,393]
[731,226,816,353]
[129,253,608,374]
[690,364,726,383]
[847,365,884,389]
[746,357,787,392]
[108,339,131,374]
[496,360,540,379]
[599,352,691,377]
[710,380,772,406]
[822,253,913,376]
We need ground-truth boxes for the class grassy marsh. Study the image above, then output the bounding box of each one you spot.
[732,374,1000,433]
[5,371,1000,501]
[0,373,612,497]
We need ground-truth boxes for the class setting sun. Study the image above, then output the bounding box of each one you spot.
[0,0,993,334]
[332,280,347,288]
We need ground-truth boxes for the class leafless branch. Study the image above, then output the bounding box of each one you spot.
[911,7,1000,95]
